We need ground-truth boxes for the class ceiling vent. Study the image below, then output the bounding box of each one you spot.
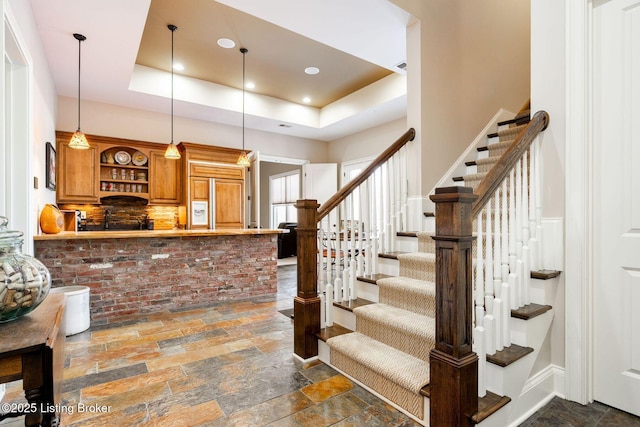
[395,61,407,71]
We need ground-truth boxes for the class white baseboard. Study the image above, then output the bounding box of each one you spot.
[509,365,565,426]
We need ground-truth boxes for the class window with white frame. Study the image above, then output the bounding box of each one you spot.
[270,171,300,228]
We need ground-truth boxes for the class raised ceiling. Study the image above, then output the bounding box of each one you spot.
[137,0,394,108]
[29,0,410,141]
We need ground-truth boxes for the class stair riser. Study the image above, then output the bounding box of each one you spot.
[377,256,400,276]
[355,279,379,303]
[395,235,419,253]
[331,306,356,331]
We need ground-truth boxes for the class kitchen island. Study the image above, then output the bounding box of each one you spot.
[34,229,282,324]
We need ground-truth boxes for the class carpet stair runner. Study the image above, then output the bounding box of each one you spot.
[326,115,533,422]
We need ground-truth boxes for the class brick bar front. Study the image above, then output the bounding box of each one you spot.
[34,231,278,324]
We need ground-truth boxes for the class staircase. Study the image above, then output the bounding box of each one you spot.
[294,106,557,426]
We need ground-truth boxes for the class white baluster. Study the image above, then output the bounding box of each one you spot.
[320,292,326,328]
[350,261,357,300]
[318,228,325,290]
[476,212,484,318]
[485,203,494,298]
[535,137,544,269]
[474,324,487,398]
[493,279,503,352]
[502,281,512,347]
[528,145,539,271]
[333,276,341,303]
[325,284,333,327]
[342,266,350,302]
[388,156,396,252]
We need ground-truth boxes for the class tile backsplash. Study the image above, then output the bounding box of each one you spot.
[59,197,179,230]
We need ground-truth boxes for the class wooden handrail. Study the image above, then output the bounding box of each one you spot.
[317,128,415,221]
[472,111,549,217]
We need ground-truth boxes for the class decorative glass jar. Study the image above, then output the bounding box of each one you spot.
[0,216,51,322]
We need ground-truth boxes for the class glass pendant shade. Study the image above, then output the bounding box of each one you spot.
[237,151,250,166]
[164,142,181,159]
[69,129,89,149]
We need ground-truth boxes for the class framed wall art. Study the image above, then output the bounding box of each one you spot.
[45,142,56,191]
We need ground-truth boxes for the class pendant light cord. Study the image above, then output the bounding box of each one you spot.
[241,48,248,152]
[170,26,175,144]
[73,33,86,131]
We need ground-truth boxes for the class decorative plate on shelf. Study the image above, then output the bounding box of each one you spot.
[114,151,131,165]
[131,151,148,166]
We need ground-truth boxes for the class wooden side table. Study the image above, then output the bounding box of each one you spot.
[0,293,66,427]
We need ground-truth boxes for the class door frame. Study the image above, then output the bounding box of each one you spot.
[565,0,595,405]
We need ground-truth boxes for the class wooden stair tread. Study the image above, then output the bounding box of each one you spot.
[477,146,489,152]
[487,132,499,138]
[472,391,512,424]
[357,273,393,284]
[531,269,561,280]
[396,231,418,238]
[452,176,464,182]
[316,323,352,342]
[420,386,511,424]
[378,251,407,260]
[333,298,374,312]
[465,160,477,167]
[487,344,534,367]
[511,303,552,320]
[420,383,430,397]
[423,212,435,218]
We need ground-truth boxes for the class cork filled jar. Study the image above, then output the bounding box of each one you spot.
[0,216,51,322]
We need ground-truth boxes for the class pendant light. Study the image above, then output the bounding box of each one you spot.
[237,47,250,166]
[69,33,90,149]
[164,24,181,159]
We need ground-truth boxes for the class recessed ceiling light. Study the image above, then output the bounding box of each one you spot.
[302,97,311,104]
[173,63,184,71]
[304,66,320,75]
[246,82,255,90]
[217,38,235,49]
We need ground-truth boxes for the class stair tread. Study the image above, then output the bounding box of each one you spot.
[357,273,393,284]
[333,298,374,312]
[472,391,512,424]
[486,343,534,367]
[396,231,418,238]
[423,212,435,217]
[328,332,430,393]
[531,269,561,280]
[511,303,552,320]
[316,323,352,342]
[378,251,408,260]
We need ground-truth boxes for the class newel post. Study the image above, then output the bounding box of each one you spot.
[429,187,478,426]
[293,199,321,360]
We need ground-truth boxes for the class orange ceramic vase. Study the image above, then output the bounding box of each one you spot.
[39,204,63,234]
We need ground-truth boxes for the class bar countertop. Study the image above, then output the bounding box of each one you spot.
[33,228,283,241]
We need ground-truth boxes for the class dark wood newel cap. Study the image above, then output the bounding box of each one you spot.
[430,186,478,204]
[295,199,320,209]
[435,186,473,195]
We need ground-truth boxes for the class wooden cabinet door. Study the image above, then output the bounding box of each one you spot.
[215,179,244,229]
[189,177,210,229]
[149,150,182,205]
[56,141,99,204]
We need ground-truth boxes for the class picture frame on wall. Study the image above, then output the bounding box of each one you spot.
[45,142,56,191]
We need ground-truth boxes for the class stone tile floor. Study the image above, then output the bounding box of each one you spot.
[1,264,639,426]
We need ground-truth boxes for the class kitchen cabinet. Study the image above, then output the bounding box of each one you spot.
[56,134,99,204]
[179,142,248,230]
[149,149,182,205]
[214,179,244,229]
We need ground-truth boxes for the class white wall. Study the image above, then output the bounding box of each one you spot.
[390,0,530,198]
[56,96,329,163]
[326,117,406,164]
[531,0,566,372]
[3,0,57,250]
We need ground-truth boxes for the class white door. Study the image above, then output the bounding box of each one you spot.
[593,0,640,416]
[302,163,337,206]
